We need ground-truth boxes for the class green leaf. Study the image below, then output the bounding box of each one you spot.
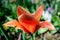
[50,30,57,34]
[0,28,2,36]
[38,28,48,35]
[5,16,13,21]
[0,12,4,18]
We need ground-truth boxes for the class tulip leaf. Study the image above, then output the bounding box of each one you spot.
[5,16,13,21]
[50,30,57,34]
[38,28,48,35]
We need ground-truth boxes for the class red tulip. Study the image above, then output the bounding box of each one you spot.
[3,5,55,34]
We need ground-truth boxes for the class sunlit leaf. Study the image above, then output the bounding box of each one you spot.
[38,28,48,35]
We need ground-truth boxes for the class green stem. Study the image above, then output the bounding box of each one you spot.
[31,33,36,40]
[0,27,9,40]
[41,34,46,40]
[22,31,25,40]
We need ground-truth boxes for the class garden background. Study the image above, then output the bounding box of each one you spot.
[0,0,60,40]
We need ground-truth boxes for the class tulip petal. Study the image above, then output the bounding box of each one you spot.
[3,20,30,33]
[40,21,55,30]
[17,6,30,16]
[18,14,39,33]
[35,23,42,31]
[3,20,20,29]
[33,4,44,20]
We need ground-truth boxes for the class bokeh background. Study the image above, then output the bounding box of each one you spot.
[0,0,60,40]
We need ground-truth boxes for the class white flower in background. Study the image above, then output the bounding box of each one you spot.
[48,7,54,13]
[31,0,35,3]
[31,0,39,4]
[42,10,52,22]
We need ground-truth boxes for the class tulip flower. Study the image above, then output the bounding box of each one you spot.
[3,5,55,34]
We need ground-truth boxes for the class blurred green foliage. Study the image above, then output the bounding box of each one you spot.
[0,0,60,40]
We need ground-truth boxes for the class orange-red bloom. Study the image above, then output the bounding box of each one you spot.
[3,5,55,34]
